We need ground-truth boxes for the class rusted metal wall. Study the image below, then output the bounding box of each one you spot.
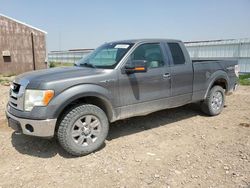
[0,15,47,75]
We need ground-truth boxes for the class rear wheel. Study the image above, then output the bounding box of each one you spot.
[57,104,109,156]
[201,85,225,116]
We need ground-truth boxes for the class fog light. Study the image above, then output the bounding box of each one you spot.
[25,124,34,132]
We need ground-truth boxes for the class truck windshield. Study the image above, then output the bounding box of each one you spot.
[77,43,133,69]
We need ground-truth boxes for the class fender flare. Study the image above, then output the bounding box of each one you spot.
[47,84,116,121]
[204,70,229,99]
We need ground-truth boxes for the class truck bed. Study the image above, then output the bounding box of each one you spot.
[191,58,238,102]
[192,58,237,63]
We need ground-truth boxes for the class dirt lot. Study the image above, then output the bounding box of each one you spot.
[0,85,249,188]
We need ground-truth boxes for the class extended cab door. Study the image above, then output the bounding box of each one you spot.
[118,43,171,118]
[164,42,193,105]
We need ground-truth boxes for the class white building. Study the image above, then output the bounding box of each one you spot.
[48,38,250,73]
[185,38,250,73]
[48,49,93,64]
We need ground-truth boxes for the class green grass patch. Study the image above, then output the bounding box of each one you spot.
[239,74,250,86]
[49,62,74,68]
[0,75,15,85]
[0,78,11,85]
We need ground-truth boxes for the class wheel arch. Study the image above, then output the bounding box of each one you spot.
[204,70,229,99]
[48,84,116,125]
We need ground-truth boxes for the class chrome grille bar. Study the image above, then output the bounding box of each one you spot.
[9,79,29,111]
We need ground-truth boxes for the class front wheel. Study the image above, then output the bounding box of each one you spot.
[201,85,225,116]
[57,104,109,156]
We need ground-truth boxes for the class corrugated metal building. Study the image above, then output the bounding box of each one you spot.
[48,49,93,64]
[185,38,250,73]
[0,14,47,75]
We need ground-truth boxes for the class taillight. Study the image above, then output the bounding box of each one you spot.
[235,65,239,77]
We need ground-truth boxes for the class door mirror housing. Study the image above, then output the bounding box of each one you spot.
[124,60,147,74]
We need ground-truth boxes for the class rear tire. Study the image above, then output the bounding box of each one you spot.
[57,104,109,156]
[201,85,225,116]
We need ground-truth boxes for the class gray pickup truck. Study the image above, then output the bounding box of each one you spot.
[6,39,238,156]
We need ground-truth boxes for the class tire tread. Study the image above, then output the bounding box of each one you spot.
[201,85,225,116]
[57,104,108,156]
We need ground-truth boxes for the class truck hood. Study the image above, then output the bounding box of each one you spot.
[14,66,106,89]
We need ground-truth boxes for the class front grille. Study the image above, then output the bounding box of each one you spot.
[10,96,17,100]
[8,79,29,111]
[10,102,17,107]
[12,82,21,93]
[9,82,22,110]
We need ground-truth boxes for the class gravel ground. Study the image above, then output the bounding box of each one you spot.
[0,85,249,188]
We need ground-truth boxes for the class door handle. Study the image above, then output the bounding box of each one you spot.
[163,73,171,79]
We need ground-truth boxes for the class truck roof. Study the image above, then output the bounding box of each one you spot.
[111,39,182,44]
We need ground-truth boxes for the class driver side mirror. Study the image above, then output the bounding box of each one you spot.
[124,60,147,74]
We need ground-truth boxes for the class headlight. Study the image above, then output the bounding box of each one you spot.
[24,90,54,111]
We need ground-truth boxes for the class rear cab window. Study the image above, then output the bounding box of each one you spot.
[168,43,185,65]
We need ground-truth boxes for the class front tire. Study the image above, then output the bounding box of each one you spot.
[201,85,225,116]
[57,104,109,156]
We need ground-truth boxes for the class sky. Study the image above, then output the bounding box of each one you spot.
[0,0,250,51]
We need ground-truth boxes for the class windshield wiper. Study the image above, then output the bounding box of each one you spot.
[80,62,96,68]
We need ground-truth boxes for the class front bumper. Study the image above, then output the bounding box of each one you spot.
[6,110,57,138]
